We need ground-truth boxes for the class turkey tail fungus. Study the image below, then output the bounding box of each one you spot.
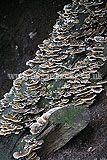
[0,0,107,159]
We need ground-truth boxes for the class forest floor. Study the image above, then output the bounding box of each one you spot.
[0,0,107,160]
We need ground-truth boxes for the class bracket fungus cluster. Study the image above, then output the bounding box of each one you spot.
[0,0,107,159]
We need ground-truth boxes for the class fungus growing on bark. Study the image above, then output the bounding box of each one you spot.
[0,0,107,159]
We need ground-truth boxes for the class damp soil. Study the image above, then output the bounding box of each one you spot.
[0,0,107,160]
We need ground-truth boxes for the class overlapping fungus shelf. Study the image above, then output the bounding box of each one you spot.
[0,0,107,159]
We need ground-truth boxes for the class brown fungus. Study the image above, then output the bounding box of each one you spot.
[0,1,106,159]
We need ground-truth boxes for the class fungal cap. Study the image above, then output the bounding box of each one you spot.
[13,148,31,159]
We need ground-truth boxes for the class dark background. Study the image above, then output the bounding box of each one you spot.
[0,0,107,159]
